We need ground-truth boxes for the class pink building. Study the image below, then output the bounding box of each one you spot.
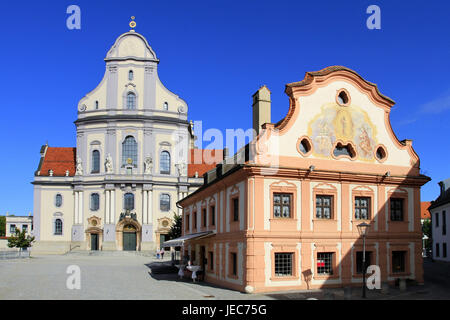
[177,66,430,293]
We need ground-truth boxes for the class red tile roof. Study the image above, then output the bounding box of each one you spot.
[188,149,223,177]
[421,201,431,219]
[39,147,76,176]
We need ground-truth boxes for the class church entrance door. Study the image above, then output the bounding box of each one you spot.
[123,224,137,251]
[91,234,99,251]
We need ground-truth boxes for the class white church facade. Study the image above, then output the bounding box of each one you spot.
[32,28,221,253]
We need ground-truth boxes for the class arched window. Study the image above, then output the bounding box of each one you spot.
[90,193,100,211]
[54,219,63,235]
[163,102,168,110]
[95,100,99,109]
[91,150,100,173]
[55,194,62,207]
[160,151,171,174]
[160,194,170,211]
[122,136,137,166]
[127,92,136,110]
[124,193,134,210]
[128,70,134,81]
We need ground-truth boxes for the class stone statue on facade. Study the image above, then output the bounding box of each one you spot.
[75,157,83,175]
[105,154,113,173]
[144,156,153,174]
[175,163,186,177]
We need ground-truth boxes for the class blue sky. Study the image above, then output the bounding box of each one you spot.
[0,0,449,215]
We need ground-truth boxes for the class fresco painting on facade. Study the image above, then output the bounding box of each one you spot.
[175,66,430,294]
[308,102,377,161]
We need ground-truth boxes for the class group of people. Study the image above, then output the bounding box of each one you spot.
[155,248,165,259]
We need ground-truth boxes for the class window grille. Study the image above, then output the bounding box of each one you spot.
[355,197,370,220]
[392,251,406,273]
[54,219,63,235]
[356,251,372,274]
[317,252,333,275]
[274,253,293,276]
[390,198,404,221]
[273,193,292,218]
[316,195,332,219]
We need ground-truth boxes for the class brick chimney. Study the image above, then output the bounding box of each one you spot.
[252,85,271,137]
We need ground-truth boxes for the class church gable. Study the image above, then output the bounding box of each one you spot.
[252,66,420,174]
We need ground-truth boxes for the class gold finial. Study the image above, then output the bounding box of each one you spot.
[129,16,136,29]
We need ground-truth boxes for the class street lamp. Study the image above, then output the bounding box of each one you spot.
[357,222,371,298]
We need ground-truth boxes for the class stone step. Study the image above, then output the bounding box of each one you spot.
[64,250,157,257]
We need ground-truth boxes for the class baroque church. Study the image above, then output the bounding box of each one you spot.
[32,25,221,253]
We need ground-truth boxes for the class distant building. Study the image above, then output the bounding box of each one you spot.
[176,66,430,293]
[421,201,431,223]
[5,213,33,237]
[429,178,450,262]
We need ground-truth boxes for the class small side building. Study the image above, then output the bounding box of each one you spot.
[429,178,450,262]
[5,213,33,237]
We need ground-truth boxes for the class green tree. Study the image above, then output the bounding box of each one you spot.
[0,216,5,237]
[7,228,35,249]
[168,212,182,240]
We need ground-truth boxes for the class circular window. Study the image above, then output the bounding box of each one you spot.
[297,137,312,156]
[336,89,350,106]
[375,145,387,162]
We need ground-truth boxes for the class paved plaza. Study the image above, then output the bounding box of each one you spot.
[1,254,449,300]
[0,253,270,300]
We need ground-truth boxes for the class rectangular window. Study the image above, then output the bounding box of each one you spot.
[185,214,189,231]
[9,224,16,234]
[274,253,293,276]
[317,252,333,275]
[193,212,197,229]
[209,252,214,270]
[210,206,215,226]
[22,225,28,232]
[390,198,404,221]
[233,198,239,221]
[202,208,207,227]
[356,251,372,274]
[436,212,439,227]
[436,243,440,257]
[273,193,292,218]
[443,243,447,258]
[443,211,447,235]
[231,252,237,276]
[316,195,333,219]
[392,251,406,273]
[355,197,370,220]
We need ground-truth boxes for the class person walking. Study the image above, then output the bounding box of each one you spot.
[156,248,160,260]
[161,248,165,259]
